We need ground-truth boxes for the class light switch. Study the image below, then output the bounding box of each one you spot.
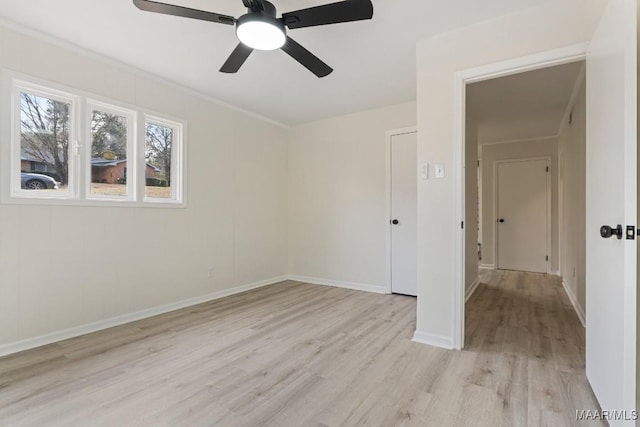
[434,163,445,178]
[421,163,429,180]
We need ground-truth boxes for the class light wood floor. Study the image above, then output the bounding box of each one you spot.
[0,270,603,426]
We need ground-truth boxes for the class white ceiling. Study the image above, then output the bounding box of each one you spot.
[467,61,584,144]
[0,0,553,125]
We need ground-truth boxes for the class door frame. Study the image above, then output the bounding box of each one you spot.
[385,127,418,294]
[452,43,588,349]
[494,156,552,274]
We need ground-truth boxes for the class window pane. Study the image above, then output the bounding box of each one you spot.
[144,122,173,199]
[20,92,69,191]
[90,110,129,197]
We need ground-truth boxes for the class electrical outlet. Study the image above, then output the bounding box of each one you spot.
[208,267,216,279]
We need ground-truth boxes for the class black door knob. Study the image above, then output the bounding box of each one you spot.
[498,218,505,223]
[600,224,623,239]
[392,219,399,225]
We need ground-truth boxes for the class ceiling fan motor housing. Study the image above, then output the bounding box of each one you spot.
[253,0,277,17]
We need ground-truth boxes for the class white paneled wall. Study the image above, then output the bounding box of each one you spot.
[0,26,288,349]
[288,103,416,290]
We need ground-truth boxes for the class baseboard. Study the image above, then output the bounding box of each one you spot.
[551,270,561,276]
[562,280,586,327]
[412,330,455,350]
[0,275,288,358]
[479,264,495,270]
[287,275,386,294]
[465,277,481,302]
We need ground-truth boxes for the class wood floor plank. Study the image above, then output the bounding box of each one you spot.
[0,271,602,425]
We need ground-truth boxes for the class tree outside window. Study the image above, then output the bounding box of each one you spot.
[20,93,70,185]
[91,111,127,159]
[145,122,173,199]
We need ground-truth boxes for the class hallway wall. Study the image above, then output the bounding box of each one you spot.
[559,72,587,324]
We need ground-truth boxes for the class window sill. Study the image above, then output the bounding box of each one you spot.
[1,195,186,209]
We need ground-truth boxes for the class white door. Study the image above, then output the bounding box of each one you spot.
[391,132,417,296]
[585,0,637,420]
[496,159,549,273]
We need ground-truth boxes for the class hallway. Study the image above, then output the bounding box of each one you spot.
[465,269,603,425]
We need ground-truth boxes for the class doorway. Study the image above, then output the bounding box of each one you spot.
[387,128,417,296]
[454,50,587,351]
[496,157,550,273]
[454,2,638,413]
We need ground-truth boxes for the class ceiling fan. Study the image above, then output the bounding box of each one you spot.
[132,0,374,78]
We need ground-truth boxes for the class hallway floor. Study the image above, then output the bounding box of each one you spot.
[465,269,603,426]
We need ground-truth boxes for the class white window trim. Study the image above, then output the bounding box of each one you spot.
[1,70,186,208]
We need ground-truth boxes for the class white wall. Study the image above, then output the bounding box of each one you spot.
[559,74,586,321]
[288,103,416,289]
[415,0,606,345]
[479,139,559,272]
[0,26,288,349]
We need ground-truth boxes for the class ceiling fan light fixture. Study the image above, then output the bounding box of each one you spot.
[236,14,285,51]
[133,0,374,76]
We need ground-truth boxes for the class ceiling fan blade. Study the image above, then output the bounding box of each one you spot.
[133,0,235,25]
[281,36,333,78]
[220,43,254,73]
[281,0,373,30]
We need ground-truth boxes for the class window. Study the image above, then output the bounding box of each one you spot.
[88,102,135,200]
[16,85,76,197]
[5,74,185,207]
[145,119,180,201]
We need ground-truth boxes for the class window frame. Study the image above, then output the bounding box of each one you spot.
[11,80,80,200]
[2,71,186,208]
[143,115,184,204]
[86,100,137,202]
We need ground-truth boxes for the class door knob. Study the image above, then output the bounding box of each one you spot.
[498,218,505,223]
[600,224,623,239]
[392,219,399,225]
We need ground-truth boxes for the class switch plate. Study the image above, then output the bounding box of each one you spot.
[421,163,429,180]
[434,164,445,178]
